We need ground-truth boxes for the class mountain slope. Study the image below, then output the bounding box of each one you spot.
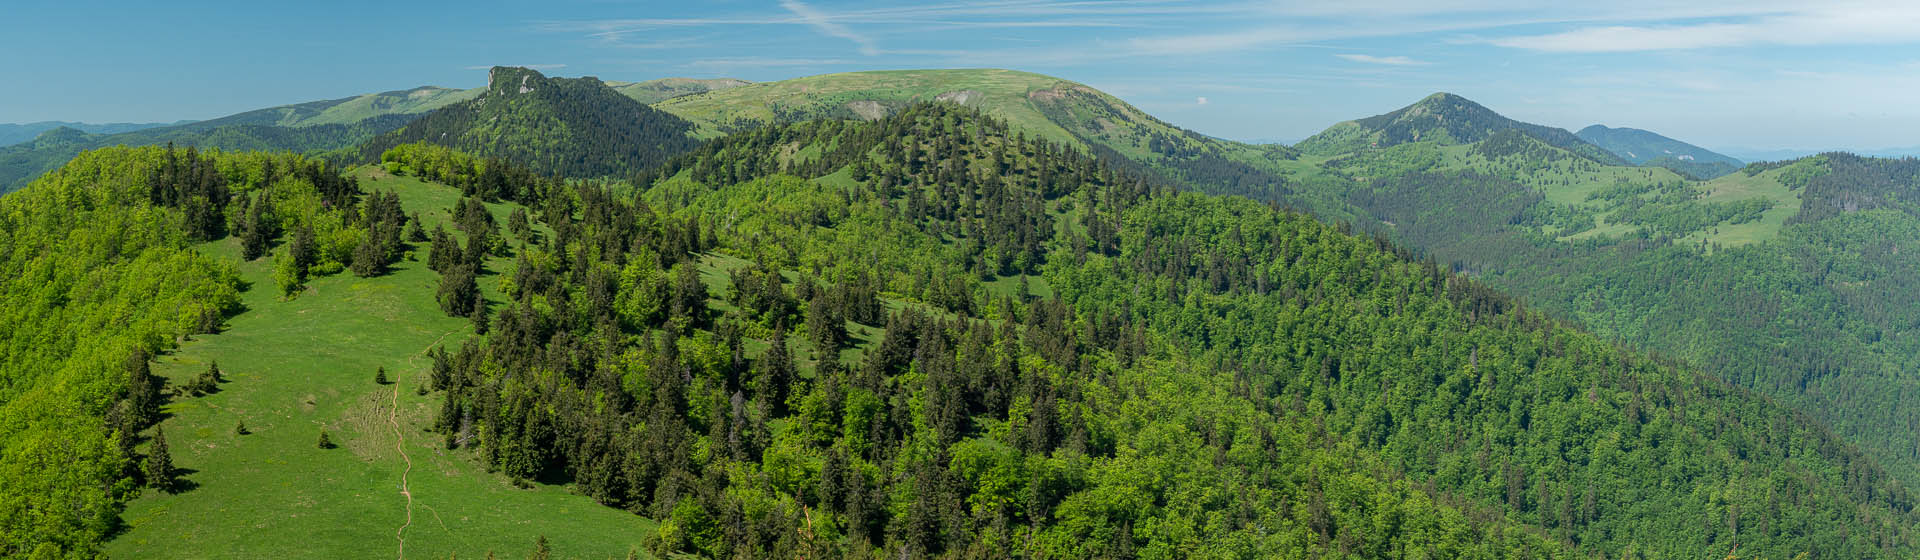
[1298,93,1624,165]
[0,120,190,147]
[0,117,414,193]
[0,87,480,194]
[1309,96,1920,490]
[1577,125,1742,179]
[652,68,1366,224]
[609,77,750,104]
[358,66,699,179]
[584,103,1919,558]
[178,86,482,130]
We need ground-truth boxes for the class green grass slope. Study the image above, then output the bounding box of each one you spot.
[610,77,751,104]
[105,167,656,559]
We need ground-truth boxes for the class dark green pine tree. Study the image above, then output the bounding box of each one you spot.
[350,235,385,277]
[755,325,796,415]
[406,213,429,243]
[240,191,276,261]
[375,367,388,385]
[126,350,159,429]
[805,292,845,362]
[437,264,480,317]
[527,535,551,560]
[291,223,316,266]
[145,427,175,492]
[318,430,334,449]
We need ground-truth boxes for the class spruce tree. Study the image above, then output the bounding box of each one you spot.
[375,367,388,385]
[126,350,159,429]
[317,430,334,449]
[437,264,480,317]
[406,213,429,243]
[146,427,175,492]
[351,235,385,277]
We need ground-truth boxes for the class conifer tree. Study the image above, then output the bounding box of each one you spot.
[145,427,175,492]
[126,350,159,429]
[351,235,385,277]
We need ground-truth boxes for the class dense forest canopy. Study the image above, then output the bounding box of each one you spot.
[357,67,700,180]
[401,104,1911,558]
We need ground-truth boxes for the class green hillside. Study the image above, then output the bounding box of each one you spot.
[653,68,1360,224]
[0,87,479,194]
[1300,94,1920,490]
[610,77,751,104]
[358,66,699,179]
[1297,93,1623,165]
[0,120,188,147]
[1576,125,1742,179]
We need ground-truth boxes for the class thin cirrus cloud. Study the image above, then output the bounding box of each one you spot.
[1335,53,1429,65]
[1492,4,1920,52]
[780,0,880,56]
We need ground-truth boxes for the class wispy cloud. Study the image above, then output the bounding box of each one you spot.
[464,64,568,71]
[1335,53,1429,65]
[780,0,880,56]
[684,57,854,70]
[1492,4,1920,52]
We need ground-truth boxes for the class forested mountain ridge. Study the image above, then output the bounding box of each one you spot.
[356,66,700,179]
[0,120,189,147]
[648,68,1368,224]
[1302,94,1920,490]
[1295,93,1623,165]
[0,86,480,194]
[1576,125,1742,179]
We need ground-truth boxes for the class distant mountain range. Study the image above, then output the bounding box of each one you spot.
[1576,124,1743,179]
[0,120,194,147]
[1724,146,1920,163]
[1296,92,1625,165]
[0,76,748,194]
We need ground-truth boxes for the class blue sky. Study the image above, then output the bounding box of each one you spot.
[8,1,1920,152]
